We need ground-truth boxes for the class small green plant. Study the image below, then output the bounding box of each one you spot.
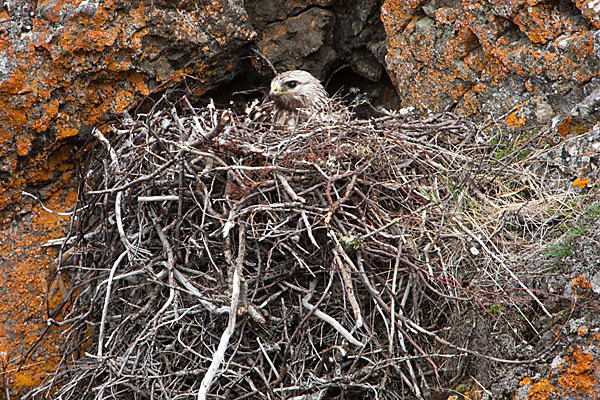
[487,303,504,317]
[584,203,600,218]
[542,264,558,273]
[453,383,468,393]
[569,224,587,239]
[493,144,512,161]
[544,202,599,260]
[489,132,532,162]
[545,242,573,260]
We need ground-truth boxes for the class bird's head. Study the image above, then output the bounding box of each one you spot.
[268,70,328,111]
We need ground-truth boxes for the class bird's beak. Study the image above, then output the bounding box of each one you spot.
[269,83,279,97]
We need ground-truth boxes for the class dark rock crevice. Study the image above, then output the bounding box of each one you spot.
[244,0,387,82]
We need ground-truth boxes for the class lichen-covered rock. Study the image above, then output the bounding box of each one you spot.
[0,0,255,211]
[505,274,600,400]
[381,0,600,133]
[0,0,254,160]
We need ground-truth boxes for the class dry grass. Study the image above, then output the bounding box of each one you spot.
[27,97,580,399]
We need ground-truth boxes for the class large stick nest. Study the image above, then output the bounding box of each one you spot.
[33,97,563,399]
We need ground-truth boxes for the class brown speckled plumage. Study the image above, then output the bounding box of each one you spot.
[250,70,330,129]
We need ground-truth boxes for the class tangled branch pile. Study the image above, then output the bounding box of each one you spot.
[33,97,564,399]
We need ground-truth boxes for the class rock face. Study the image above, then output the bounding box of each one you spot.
[2,0,600,397]
[381,0,600,132]
[0,0,255,211]
[247,0,386,81]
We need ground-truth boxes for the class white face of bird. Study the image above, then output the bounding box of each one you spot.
[268,70,326,110]
[270,78,299,96]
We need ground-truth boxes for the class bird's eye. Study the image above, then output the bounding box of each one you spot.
[286,80,298,89]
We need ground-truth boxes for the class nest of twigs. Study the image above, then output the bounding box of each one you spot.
[31,97,565,399]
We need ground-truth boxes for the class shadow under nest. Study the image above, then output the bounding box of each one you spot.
[32,97,551,399]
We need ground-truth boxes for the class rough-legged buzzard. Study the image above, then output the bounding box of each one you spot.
[249,70,332,129]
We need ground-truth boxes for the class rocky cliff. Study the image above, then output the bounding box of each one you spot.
[1,0,599,398]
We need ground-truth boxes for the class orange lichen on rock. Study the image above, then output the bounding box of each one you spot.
[15,135,33,157]
[572,177,591,190]
[0,182,76,394]
[513,2,576,45]
[517,341,600,399]
[556,116,572,137]
[381,0,600,127]
[557,345,598,396]
[505,108,526,128]
[381,0,423,30]
[573,0,600,28]
[524,378,557,400]
[571,274,592,299]
[382,0,491,113]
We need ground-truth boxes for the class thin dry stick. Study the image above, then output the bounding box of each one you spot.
[329,231,365,325]
[92,127,120,170]
[153,213,177,326]
[97,250,128,359]
[198,226,246,399]
[257,337,280,380]
[115,191,133,259]
[331,245,363,330]
[301,278,364,347]
[390,237,403,354]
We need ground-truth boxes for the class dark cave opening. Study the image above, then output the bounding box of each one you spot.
[198,64,401,119]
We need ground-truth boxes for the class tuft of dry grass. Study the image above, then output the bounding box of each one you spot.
[27,97,581,399]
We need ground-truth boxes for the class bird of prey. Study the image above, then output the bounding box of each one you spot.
[249,70,332,130]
